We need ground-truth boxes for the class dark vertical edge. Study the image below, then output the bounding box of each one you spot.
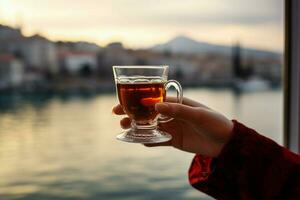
[283,0,291,148]
[298,0,300,152]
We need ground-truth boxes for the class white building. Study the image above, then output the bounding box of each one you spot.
[0,26,59,74]
[60,51,98,74]
[19,35,59,73]
[0,55,24,89]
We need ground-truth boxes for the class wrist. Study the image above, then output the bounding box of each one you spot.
[213,119,234,157]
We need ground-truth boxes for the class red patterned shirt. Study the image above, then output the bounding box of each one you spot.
[189,120,300,200]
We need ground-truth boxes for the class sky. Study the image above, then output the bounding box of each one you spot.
[0,0,283,51]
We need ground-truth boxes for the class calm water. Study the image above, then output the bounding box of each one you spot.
[0,88,283,200]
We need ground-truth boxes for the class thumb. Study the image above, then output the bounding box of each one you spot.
[155,102,203,123]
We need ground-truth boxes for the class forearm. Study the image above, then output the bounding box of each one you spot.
[189,120,300,200]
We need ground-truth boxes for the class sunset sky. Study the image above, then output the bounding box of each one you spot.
[0,0,283,51]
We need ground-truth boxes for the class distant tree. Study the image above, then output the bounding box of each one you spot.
[232,43,243,79]
[232,43,254,80]
[79,63,92,77]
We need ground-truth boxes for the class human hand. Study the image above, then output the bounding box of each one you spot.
[112,97,233,157]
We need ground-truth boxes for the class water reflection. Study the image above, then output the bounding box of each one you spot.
[0,89,282,200]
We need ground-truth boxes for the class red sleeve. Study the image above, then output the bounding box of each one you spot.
[188,120,300,200]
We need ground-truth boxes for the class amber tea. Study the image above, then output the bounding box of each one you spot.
[117,81,166,124]
[113,65,182,143]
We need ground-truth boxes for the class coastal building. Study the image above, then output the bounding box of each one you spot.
[59,51,98,74]
[18,35,59,73]
[0,54,24,89]
[0,25,59,73]
[0,24,23,53]
[0,24,22,40]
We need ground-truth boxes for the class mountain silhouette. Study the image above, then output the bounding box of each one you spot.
[151,35,281,58]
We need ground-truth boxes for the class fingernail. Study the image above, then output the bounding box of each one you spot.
[112,107,116,114]
[155,103,170,114]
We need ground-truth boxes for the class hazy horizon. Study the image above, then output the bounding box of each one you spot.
[0,0,283,52]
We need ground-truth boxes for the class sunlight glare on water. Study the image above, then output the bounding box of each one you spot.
[0,88,282,200]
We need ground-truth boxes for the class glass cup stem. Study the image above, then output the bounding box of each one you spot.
[131,120,158,130]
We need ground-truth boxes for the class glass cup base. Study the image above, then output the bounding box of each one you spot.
[116,128,172,144]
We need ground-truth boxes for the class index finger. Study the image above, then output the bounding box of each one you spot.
[112,104,126,115]
[166,97,210,109]
[112,97,209,115]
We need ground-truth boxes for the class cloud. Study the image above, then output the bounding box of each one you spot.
[10,0,283,29]
[112,0,283,26]
[138,13,282,27]
[5,0,283,51]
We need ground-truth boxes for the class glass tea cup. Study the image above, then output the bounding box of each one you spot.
[113,66,183,143]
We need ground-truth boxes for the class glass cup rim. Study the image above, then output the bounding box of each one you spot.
[113,65,169,69]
